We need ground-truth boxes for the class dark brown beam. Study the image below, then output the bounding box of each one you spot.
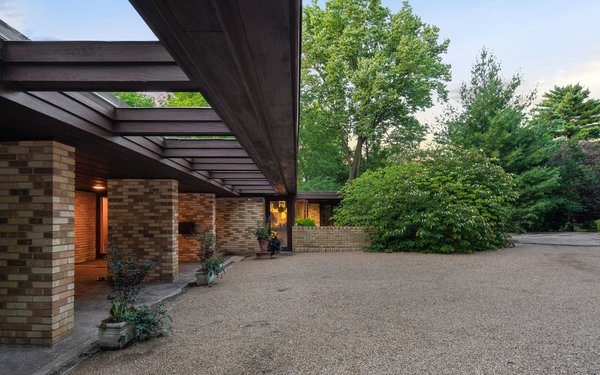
[163,140,242,149]
[190,157,254,164]
[0,41,196,91]
[113,108,231,136]
[0,88,239,195]
[114,121,230,136]
[114,108,220,122]
[162,148,248,158]
[191,163,259,171]
[237,188,276,193]
[224,180,271,186]
[2,41,174,62]
[211,172,266,179]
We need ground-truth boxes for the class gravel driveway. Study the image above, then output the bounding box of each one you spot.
[74,234,600,374]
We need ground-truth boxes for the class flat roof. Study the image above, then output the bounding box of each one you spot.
[0,1,300,196]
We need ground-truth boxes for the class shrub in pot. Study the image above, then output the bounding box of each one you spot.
[99,239,172,348]
[195,233,225,286]
[254,220,271,252]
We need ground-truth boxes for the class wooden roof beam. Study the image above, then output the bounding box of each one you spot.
[191,163,259,171]
[211,172,267,179]
[0,41,196,91]
[113,108,231,136]
[223,180,271,186]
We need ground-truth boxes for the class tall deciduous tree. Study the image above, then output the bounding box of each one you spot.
[301,0,451,182]
[535,84,600,140]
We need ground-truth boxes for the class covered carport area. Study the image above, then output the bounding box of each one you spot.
[0,0,300,346]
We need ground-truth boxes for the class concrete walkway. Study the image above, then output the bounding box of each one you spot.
[0,262,204,375]
[71,233,600,375]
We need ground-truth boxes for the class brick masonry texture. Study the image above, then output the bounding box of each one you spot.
[293,226,371,252]
[216,197,264,255]
[108,179,178,282]
[0,141,75,345]
[74,191,96,264]
[178,193,215,262]
[307,203,320,226]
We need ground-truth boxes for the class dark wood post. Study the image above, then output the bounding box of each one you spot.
[286,194,296,252]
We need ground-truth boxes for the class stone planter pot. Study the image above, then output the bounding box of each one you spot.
[195,271,217,286]
[98,320,135,349]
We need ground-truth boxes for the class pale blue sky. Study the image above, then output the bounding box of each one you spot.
[1,0,599,123]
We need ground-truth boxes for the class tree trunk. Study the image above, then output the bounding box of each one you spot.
[349,136,364,181]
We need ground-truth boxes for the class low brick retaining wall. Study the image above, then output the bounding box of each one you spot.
[293,226,371,252]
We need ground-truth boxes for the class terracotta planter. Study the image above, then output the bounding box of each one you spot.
[258,239,269,252]
[98,320,135,349]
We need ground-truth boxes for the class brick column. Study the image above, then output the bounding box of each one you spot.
[108,179,178,282]
[216,197,265,255]
[178,193,216,262]
[0,141,75,345]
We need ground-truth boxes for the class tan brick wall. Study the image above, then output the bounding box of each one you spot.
[0,141,75,345]
[307,203,320,226]
[108,179,178,282]
[216,197,264,255]
[293,226,371,252]
[74,191,96,263]
[178,193,215,262]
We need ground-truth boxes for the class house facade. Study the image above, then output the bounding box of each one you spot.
[0,1,300,346]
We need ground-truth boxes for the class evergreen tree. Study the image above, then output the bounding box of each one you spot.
[535,84,600,140]
[437,49,562,231]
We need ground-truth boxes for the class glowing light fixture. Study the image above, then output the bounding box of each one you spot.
[92,185,106,191]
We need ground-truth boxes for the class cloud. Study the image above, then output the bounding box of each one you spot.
[0,0,25,31]
[527,60,600,101]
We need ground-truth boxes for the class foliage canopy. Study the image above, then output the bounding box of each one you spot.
[300,0,451,185]
[335,148,516,253]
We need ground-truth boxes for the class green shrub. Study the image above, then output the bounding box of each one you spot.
[596,220,600,232]
[128,303,172,341]
[334,148,517,253]
[201,256,225,278]
[254,220,271,241]
[295,217,316,226]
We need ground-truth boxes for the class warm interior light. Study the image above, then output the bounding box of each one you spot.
[92,185,106,191]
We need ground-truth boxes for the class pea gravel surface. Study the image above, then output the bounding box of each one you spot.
[73,237,600,375]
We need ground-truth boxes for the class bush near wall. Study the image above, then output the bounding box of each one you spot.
[295,217,316,226]
[334,148,517,253]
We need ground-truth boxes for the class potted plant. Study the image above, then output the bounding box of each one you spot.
[195,233,225,286]
[98,239,154,349]
[98,300,136,349]
[254,220,271,253]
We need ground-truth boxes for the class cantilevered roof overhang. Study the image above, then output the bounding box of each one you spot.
[0,0,300,196]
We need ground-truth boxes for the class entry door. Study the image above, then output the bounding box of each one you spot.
[99,196,109,256]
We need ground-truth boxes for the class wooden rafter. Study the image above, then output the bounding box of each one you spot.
[113,108,231,136]
[0,41,196,91]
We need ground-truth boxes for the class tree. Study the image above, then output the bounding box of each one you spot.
[160,92,209,107]
[301,0,451,181]
[335,148,516,253]
[113,92,155,107]
[535,84,600,140]
[437,49,562,231]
